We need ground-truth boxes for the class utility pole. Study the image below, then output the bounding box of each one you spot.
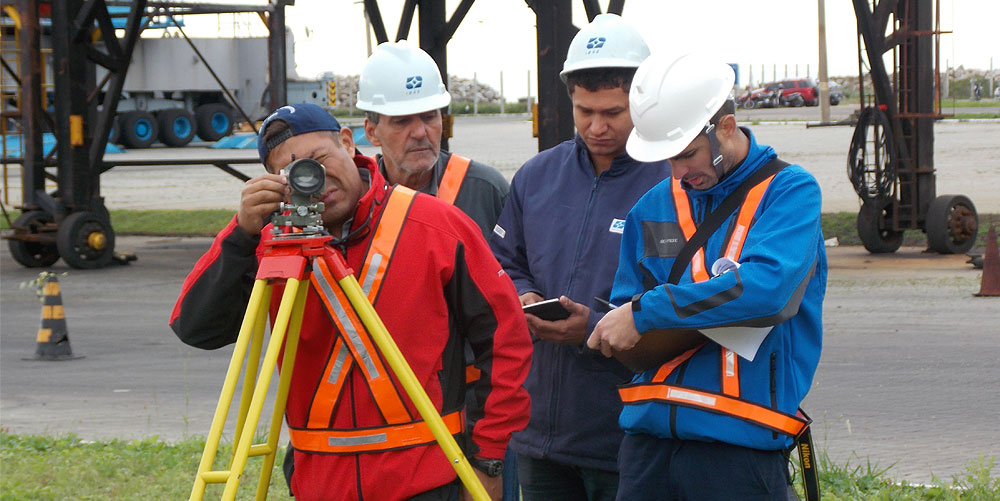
[817,0,831,122]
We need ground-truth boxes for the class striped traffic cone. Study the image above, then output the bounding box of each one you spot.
[25,275,84,361]
[974,224,1000,297]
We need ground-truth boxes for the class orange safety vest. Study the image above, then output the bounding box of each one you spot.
[287,186,464,454]
[437,154,471,205]
[618,175,809,438]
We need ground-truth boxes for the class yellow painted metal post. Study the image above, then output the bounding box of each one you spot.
[336,273,489,501]
[255,282,308,499]
[231,291,271,460]
[220,278,305,501]
[190,280,270,501]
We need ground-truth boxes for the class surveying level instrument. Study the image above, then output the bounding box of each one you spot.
[189,160,489,500]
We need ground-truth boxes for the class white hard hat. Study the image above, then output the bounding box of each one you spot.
[560,13,650,82]
[356,40,451,116]
[626,53,736,162]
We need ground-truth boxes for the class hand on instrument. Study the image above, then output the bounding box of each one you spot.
[237,173,289,236]
[525,296,590,345]
[587,302,641,357]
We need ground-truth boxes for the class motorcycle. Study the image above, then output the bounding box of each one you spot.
[780,91,806,107]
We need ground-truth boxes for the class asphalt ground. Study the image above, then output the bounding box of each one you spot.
[2,110,999,484]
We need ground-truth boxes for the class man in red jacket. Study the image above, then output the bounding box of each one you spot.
[170,103,531,501]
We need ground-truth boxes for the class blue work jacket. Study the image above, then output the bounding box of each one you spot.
[491,135,670,470]
[611,129,826,450]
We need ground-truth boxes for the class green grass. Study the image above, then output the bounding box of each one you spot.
[0,431,293,500]
[821,211,999,249]
[833,96,999,109]
[787,449,1000,500]
[4,210,997,249]
[951,111,1000,120]
[1,209,236,237]
[1,431,996,500]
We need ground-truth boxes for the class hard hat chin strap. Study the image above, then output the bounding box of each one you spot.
[704,123,725,179]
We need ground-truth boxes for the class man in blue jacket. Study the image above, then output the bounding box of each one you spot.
[490,14,669,501]
[588,53,826,499]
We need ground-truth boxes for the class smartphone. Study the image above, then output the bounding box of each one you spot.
[522,298,571,321]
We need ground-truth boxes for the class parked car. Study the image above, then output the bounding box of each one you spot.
[828,84,844,105]
[741,78,842,107]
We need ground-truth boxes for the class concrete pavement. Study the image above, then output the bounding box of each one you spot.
[2,112,999,484]
[2,237,997,484]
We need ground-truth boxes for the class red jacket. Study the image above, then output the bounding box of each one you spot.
[170,154,531,500]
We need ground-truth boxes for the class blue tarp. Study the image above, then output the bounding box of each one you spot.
[3,133,124,156]
[209,128,372,150]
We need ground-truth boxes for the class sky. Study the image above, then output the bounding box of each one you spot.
[177,0,999,101]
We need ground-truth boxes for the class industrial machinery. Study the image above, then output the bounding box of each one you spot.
[2,0,293,269]
[849,0,979,254]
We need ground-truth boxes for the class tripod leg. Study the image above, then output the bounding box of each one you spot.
[221,278,307,501]
[232,289,271,460]
[255,281,308,500]
[324,258,489,501]
[190,279,273,501]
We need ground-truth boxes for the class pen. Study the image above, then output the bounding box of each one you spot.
[593,297,618,310]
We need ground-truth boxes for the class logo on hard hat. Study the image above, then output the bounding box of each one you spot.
[587,37,606,50]
[406,76,423,90]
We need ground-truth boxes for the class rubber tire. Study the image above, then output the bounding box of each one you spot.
[119,110,159,149]
[157,108,196,147]
[857,200,903,254]
[195,103,234,142]
[790,95,805,107]
[926,194,979,254]
[108,114,120,145]
[830,96,841,106]
[56,211,116,269]
[8,211,60,267]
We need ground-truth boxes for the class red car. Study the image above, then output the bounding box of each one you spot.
[739,78,841,108]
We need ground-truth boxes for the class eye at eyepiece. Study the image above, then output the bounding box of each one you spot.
[286,158,325,196]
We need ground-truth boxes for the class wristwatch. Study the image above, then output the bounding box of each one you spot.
[469,456,504,477]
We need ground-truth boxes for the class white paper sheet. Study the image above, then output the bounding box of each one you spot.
[698,326,772,362]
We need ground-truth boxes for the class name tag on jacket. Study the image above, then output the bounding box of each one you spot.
[641,221,685,258]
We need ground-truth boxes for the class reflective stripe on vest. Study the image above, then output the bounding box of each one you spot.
[621,173,793,433]
[292,186,465,453]
[435,153,482,385]
[289,407,465,455]
[437,154,471,205]
[618,383,808,438]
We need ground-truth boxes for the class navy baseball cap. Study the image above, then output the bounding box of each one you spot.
[257,103,342,163]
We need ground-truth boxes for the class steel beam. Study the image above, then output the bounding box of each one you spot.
[90,1,147,171]
[267,2,288,111]
[532,0,576,151]
[17,0,47,213]
[51,0,96,214]
[418,0,450,152]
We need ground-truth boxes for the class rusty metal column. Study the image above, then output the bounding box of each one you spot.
[534,0,575,151]
[418,0,449,152]
[910,0,936,220]
[18,0,45,211]
[267,1,287,112]
[51,0,97,213]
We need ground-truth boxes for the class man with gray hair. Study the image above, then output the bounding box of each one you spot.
[357,40,509,240]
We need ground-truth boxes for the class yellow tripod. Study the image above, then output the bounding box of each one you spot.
[188,230,488,500]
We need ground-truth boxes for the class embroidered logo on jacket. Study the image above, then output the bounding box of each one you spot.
[609,219,626,234]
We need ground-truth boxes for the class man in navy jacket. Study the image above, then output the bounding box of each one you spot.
[490,14,669,501]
